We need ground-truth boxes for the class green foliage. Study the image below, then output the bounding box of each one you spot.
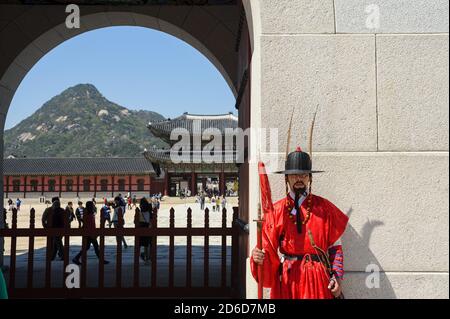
[4,84,169,158]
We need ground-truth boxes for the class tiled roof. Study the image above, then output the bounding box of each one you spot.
[143,149,240,164]
[148,113,239,143]
[3,157,156,176]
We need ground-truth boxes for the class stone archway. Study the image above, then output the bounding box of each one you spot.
[0,2,256,298]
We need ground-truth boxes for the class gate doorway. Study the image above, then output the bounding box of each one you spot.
[0,1,253,298]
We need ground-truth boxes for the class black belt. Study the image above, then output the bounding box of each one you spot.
[280,254,322,263]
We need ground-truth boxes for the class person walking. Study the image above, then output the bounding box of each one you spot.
[42,197,66,261]
[127,196,132,210]
[16,198,21,212]
[100,202,113,228]
[112,196,128,249]
[72,201,109,265]
[75,201,84,228]
[65,201,76,226]
[222,195,227,210]
[135,198,152,265]
[132,195,138,208]
[216,196,221,212]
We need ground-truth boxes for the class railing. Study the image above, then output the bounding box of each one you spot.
[0,206,241,298]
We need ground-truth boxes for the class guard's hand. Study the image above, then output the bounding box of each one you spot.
[328,276,342,298]
[252,248,265,265]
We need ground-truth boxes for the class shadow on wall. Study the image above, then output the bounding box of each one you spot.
[342,208,396,299]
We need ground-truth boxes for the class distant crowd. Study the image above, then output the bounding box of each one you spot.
[3,193,160,266]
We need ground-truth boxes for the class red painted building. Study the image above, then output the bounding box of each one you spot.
[2,157,164,199]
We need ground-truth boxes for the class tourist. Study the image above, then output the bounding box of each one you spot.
[42,197,65,261]
[7,198,14,212]
[72,201,109,266]
[135,198,152,265]
[127,196,132,210]
[75,201,84,228]
[222,195,227,210]
[65,201,76,226]
[216,196,221,212]
[132,195,138,208]
[100,202,113,228]
[16,198,21,212]
[2,208,8,229]
[112,196,128,249]
[211,196,216,212]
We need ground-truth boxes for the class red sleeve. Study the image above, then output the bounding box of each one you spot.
[250,203,282,288]
[327,201,349,247]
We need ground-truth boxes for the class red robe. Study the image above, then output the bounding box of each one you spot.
[250,194,349,299]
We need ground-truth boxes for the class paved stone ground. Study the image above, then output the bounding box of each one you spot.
[2,198,238,289]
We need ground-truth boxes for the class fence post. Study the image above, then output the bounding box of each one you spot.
[150,207,158,287]
[204,208,210,288]
[186,207,192,288]
[99,209,106,288]
[27,208,35,288]
[9,208,17,289]
[231,206,240,297]
[221,207,227,288]
[169,207,175,288]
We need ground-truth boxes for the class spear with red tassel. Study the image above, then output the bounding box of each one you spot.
[255,161,276,299]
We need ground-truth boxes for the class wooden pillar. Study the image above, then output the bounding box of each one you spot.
[41,176,45,196]
[59,175,62,198]
[94,175,97,198]
[6,175,10,198]
[111,175,115,198]
[128,175,132,195]
[76,175,80,197]
[23,175,27,199]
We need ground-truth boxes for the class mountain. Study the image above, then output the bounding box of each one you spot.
[3,84,168,158]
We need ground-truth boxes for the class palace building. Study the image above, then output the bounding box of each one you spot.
[2,157,160,199]
[144,112,240,197]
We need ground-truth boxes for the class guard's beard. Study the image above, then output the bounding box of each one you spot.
[293,186,307,196]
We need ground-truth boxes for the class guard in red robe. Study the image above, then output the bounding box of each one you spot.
[251,147,349,299]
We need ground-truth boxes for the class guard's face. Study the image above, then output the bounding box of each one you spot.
[287,174,310,193]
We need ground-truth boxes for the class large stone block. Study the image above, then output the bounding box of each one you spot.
[31,28,65,55]
[335,0,449,33]
[0,61,26,92]
[262,152,449,272]
[0,85,13,115]
[377,35,449,151]
[260,0,335,34]
[13,43,43,71]
[132,12,160,30]
[261,35,377,152]
[343,272,449,299]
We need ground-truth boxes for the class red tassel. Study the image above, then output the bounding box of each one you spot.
[296,146,302,152]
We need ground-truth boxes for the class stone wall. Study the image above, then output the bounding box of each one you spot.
[247,0,449,299]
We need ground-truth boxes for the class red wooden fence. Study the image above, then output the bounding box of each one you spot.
[0,206,241,298]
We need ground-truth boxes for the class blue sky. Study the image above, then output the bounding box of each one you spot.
[5,26,236,130]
